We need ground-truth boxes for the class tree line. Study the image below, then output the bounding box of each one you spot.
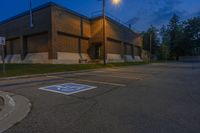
[142,14,200,60]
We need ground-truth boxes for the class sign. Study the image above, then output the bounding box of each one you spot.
[39,83,96,95]
[0,37,5,45]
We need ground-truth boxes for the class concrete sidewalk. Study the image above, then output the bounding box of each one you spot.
[0,91,31,133]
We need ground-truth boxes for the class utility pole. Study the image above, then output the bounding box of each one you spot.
[149,33,152,63]
[102,0,106,65]
[100,0,121,65]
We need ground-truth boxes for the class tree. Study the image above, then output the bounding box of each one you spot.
[183,16,200,55]
[158,25,170,60]
[167,14,184,59]
[142,25,159,55]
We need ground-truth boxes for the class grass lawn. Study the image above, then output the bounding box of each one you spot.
[0,62,147,78]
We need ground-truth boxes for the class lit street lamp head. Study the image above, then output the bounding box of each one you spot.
[112,0,121,5]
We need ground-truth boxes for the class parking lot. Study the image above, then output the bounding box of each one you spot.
[1,62,200,133]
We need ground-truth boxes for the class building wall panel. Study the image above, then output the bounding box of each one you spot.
[107,40,121,54]
[6,38,20,55]
[27,33,48,53]
[0,7,51,39]
[81,39,89,53]
[90,19,103,43]
[56,34,79,53]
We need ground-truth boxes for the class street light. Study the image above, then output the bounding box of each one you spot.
[149,31,159,63]
[30,0,34,28]
[112,0,121,5]
[149,33,153,63]
[102,0,121,65]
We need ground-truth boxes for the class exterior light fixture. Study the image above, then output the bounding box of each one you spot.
[112,0,121,5]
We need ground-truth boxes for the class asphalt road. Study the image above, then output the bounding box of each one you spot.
[0,62,200,133]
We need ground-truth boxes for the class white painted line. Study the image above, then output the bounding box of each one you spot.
[46,75,126,87]
[82,74,143,80]
[46,75,61,79]
[66,78,126,87]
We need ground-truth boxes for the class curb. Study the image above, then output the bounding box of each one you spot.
[0,91,31,133]
[0,63,147,81]
[0,96,4,111]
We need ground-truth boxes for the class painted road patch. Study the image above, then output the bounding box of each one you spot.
[39,83,96,95]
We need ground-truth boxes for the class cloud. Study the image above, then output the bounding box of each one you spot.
[126,17,140,25]
[150,0,186,24]
[128,0,185,30]
[192,10,200,17]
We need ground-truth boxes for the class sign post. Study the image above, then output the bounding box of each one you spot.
[0,37,6,73]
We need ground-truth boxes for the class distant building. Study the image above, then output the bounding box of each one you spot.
[0,2,143,64]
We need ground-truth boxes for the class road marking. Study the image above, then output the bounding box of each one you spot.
[72,73,143,80]
[46,75,61,79]
[39,83,96,95]
[65,78,126,87]
[46,76,126,87]
[82,74,143,80]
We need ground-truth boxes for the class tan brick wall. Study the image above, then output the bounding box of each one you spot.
[0,7,51,39]
[91,19,103,43]
[125,44,133,55]
[134,46,141,56]
[82,20,91,37]
[107,40,121,54]
[6,38,20,55]
[27,33,48,53]
[56,34,79,53]
[106,19,134,44]
[81,39,89,53]
[52,6,91,57]
[134,35,143,47]
[90,17,135,57]
[52,6,91,38]
[54,9,81,36]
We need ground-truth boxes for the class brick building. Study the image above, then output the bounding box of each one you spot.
[0,2,143,64]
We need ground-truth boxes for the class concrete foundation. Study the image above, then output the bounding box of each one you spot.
[134,56,143,62]
[124,55,134,62]
[0,56,2,63]
[55,52,81,64]
[23,53,49,64]
[5,54,21,63]
[107,54,124,63]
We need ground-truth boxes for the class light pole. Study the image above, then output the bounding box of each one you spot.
[102,0,106,65]
[101,0,121,65]
[149,31,159,63]
[149,33,152,63]
[30,0,34,28]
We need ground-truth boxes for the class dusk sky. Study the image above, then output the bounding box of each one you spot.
[0,0,200,31]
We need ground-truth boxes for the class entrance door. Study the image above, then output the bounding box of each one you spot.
[94,44,101,59]
[88,43,102,60]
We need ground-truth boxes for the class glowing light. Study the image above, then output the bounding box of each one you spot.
[112,0,121,5]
